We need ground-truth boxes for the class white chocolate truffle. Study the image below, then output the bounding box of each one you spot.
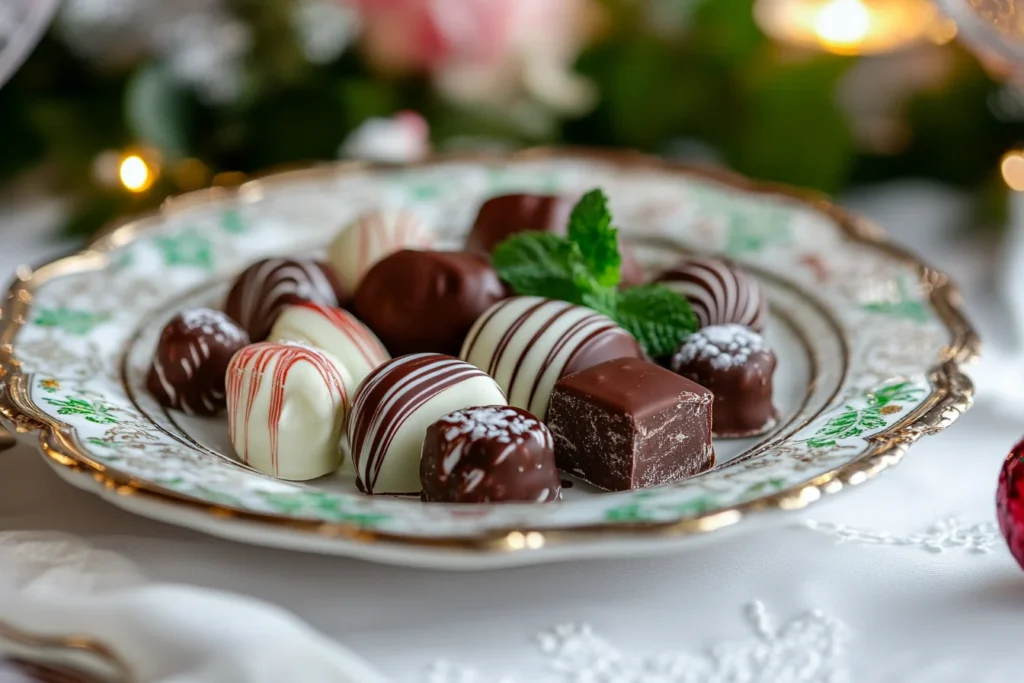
[268,300,390,388]
[460,297,644,419]
[348,353,507,495]
[226,342,352,481]
[328,210,435,293]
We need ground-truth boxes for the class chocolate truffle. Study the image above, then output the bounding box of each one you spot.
[225,258,347,341]
[227,342,352,480]
[466,193,646,286]
[548,357,715,491]
[349,353,507,495]
[656,257,766,331]
[421,406,561,503]
[353,250,505,356]
[269,299,389,388]
[460,296,644,419]
[671,324,777,438]
[147,308,249,416]
[328,209,435,292]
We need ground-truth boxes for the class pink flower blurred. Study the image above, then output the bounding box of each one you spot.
[349,0,595,114]
[349,0,513,73]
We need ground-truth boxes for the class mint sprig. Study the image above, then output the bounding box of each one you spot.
[614,285,698,357]
[492,232,593,307]
[491,188,698,357]
[567,189,621,288]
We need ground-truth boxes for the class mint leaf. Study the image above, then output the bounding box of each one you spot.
[492,232,595,306]
[614,285,698,358]
[567,189,621,288]
[493,191,701,359]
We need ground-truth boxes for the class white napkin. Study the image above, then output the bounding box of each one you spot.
[0,531,390,683]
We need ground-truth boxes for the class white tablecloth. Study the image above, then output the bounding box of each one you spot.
[1,183,1022,682]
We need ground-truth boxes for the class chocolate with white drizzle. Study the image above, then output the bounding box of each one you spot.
[146,308,249,416]
[421,406,561,503]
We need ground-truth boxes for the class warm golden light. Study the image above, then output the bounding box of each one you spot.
[815,0,870,49]
[1001,151,1024,191]
[119,155,153,192]
[754,0,946,55]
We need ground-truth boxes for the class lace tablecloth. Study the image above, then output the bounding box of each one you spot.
[1,184,1021,682]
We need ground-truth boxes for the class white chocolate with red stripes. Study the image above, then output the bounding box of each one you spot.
[226,342,351,481]
[268,300,389,388]
[328,210,435,292]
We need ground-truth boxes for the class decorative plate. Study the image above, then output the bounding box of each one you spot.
[0,150,977,569]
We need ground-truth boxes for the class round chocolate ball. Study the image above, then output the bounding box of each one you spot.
[421,406,561,503]
[354,250,506,356]
[147,308,249,415]
[671,324,777,438]
[656,257,766,332]
[466,193,646,287]
[225,258,347,341]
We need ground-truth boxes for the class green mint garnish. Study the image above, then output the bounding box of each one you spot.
[491,187,698,357]
[492,232,592,307]
[567,189,621,288]
[614,284,698,357]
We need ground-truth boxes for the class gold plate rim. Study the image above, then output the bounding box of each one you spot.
[0,148,980,557]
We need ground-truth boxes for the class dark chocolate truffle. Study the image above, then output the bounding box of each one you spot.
[548,357,715,491]
[466,193,646,286]
[671,324,777,438]
[147,308,249,415]
[656,257,766,331]
[225,258,347,341]
[421,406,561,503]
[354,250,506,356]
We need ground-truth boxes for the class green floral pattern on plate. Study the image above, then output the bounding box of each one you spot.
[33,308,110,335]
[154,227,214,270]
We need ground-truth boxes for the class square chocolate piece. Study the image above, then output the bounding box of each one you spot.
[548,357,715,491]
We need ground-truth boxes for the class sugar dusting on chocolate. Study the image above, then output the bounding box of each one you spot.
[673,323,765,371]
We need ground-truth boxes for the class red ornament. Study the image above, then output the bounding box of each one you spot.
[997,437,1024,569]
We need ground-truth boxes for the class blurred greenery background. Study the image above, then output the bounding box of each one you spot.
[1,0,1020,236]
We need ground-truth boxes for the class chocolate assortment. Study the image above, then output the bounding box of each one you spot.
[548,357,715,491]
[147,188,780,501]
[354,250,506,356]
[672,324,778,438]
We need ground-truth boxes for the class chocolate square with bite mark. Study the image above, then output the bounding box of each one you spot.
[548,358,715,491]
